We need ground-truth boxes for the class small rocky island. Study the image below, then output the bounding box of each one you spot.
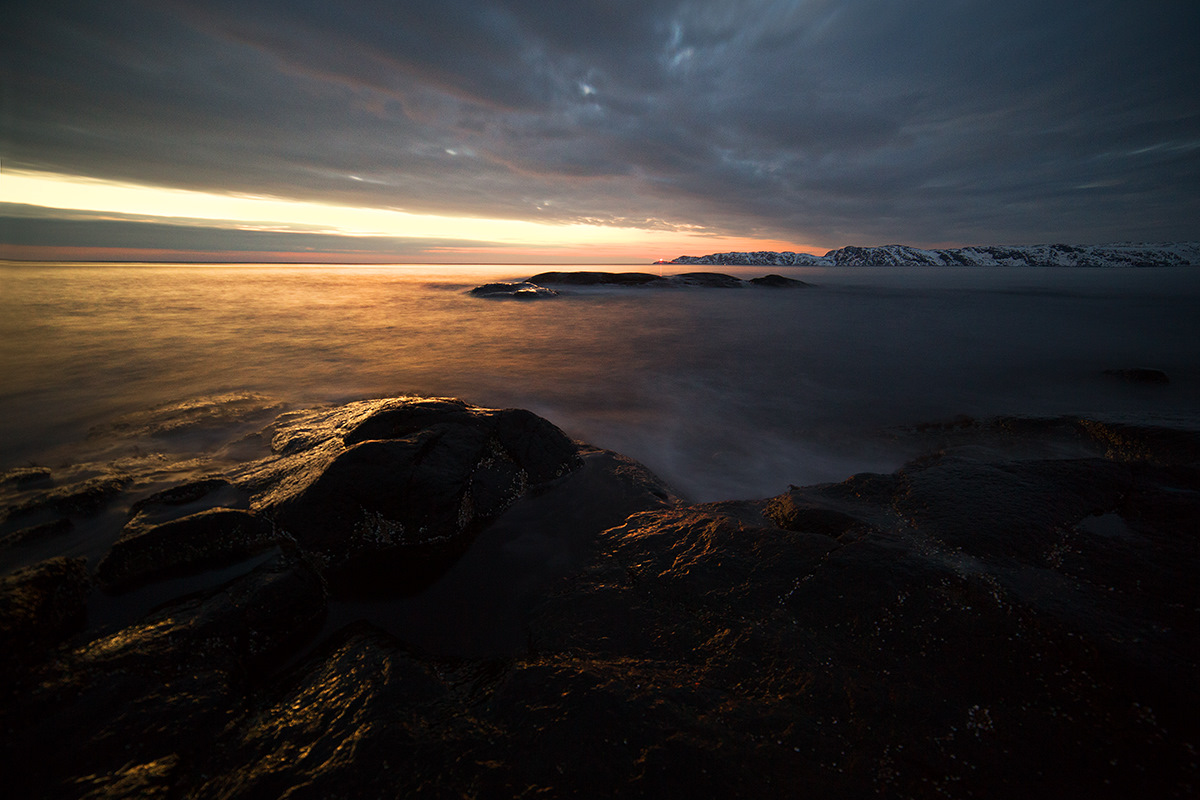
[470,271,810,298]
[2,397,1198,797]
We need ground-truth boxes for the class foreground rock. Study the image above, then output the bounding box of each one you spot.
[520,427,1199,797]
[4,554,327,798]
[2,403,1197,798]
[257,398,584,589]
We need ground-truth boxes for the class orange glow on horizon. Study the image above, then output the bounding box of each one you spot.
[1,238,817,265]
[1,169,826,263]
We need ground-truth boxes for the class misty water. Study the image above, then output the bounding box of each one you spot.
[3,261,1200,511]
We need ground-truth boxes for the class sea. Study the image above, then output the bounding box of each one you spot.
[3,261,1200,507]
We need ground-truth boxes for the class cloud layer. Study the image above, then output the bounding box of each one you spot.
[4,0,1198,250]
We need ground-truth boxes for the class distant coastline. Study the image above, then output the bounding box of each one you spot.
[665,242,1200,268]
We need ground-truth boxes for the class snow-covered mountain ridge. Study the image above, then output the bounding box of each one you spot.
[667,242,1200,268]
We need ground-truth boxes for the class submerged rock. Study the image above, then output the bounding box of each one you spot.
[0,517,74,550]
[126,476,240,518]
[1104,367,1171,384]
[3,472,130,521]
[97,392,286,440]
[672,271,746,287]
[749,273,812,287]
[0,466,52,487]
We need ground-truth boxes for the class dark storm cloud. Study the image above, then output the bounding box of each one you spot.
[3,0,1198,248]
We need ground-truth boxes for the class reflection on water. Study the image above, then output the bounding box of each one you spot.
[2,262,1200,501]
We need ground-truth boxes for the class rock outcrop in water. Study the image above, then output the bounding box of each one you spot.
[1,400,1198,797]
[1104,367,1171,385]
[670,241,1200,267]
[529,270,811,288]
[468,281,559,299]
[468,271,811,296]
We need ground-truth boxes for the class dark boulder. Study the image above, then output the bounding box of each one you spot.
[341,396,481,445]
[96,507,279,591]
[340,400,578,484]
[267,398,581,588]
[334,445,681,656]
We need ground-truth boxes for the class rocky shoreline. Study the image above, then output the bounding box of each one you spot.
[2,398,1199,797]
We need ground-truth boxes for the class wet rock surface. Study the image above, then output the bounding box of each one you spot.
[1,402,1198,798]
[0,466,52,487]
[0,556,90,672]
[97,507,279,591]
[267,398,584,586]
[469,280,560,298]
[3,472,131,522]
[4,554,327,798]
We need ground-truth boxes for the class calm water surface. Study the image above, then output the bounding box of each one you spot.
[3,262,1200,501]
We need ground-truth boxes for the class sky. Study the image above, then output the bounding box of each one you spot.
[2,0,1198,263]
